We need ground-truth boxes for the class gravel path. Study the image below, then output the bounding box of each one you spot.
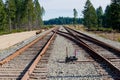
[0,29,53,61]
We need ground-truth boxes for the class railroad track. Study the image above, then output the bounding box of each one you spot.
[22,32,56,80]
[0,28,57,80]
[67,37,113,79]
[29,42,54,80]
[65,27,120,57]
[56,26,120,79]
[0,26,120,80]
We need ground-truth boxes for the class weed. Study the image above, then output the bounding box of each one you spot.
[117,38,120,42]
[99,34,107,39]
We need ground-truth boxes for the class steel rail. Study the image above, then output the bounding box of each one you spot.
[21,29,57,80]
[65,27,120,57]
[0,27,57,65]
[57,29,120,75]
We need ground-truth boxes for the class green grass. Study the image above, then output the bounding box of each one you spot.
[117,38,120,42]
[43,25,54,28]
[0,29,27,35]
[0,25,54,35]
[98,34,107,39]
[0,31,10,35]
[87,27,113,32]
[97,27,113,32]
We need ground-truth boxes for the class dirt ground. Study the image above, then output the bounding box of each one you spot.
[91,32,120,42]
[0,31,37,50]
[68,25,120,42]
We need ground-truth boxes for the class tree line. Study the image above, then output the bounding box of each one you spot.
[44,0,120,31]
[83,0,120,31]
[44,17,83,25]
[0,0,44,32]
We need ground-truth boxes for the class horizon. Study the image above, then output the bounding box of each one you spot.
[39,0,111,20]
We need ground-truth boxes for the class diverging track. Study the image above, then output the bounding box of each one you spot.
[56,26,120,79]
[0,26,120,80]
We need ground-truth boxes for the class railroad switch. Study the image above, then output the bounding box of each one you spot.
[65,56,78,63]
[65,47,78,63]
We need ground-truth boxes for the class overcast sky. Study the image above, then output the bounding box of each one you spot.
[39,0,111,20]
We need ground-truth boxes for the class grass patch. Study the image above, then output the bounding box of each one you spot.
[117,38,120,42]
[0,25,54,35]
[43,25,54,29]
[97,27,113,32]
[0,31,10,35]
[99,34,107,39]
[0,29,27,35]
[87,27,113,32]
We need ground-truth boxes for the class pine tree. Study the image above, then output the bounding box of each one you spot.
[0,0,44,32]
[41,7,45,16]
[110,0,120,30]
[14,0,23,29]
[83,0,98,29]
[20,0,29,25]
[34,0,44,28]
[73,8,78,24]
[5,0,16,32]
[26,0,32,30]
[96,6,103,27]
[111,0,120,4]
[0,0,7,30]
[41,7,45,25]
[103,5,111,28]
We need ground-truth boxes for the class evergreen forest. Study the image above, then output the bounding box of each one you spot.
[0,0,120,34]
[0,0,44,34]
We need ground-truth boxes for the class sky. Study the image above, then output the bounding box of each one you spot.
[39,0,111,20]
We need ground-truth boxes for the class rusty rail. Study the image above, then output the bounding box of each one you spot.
[57,29,120,75]
[65,27,120,57]
[0,27,57,65]
[21,31,57,80]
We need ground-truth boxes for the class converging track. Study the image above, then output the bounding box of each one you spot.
[0,26,120,80]
[56,26,120,79]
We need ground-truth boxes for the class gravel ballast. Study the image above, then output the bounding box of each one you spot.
[0,29,53,61]
[47,27,106,80]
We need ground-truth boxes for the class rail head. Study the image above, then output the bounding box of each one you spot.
[57,29,120,75]
[65,26,120,56]
[21,29,57,80]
